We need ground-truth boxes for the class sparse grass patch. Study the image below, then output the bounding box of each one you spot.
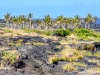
[48,55,59,64]
[8,43,15,46]
[55,45,61,49]
[25,42,31,45]
[88,59,100,63]
[32,42,45,46]
[15,43,22,47]
[4,29,13,33]
[94,51,100,57]
[16,32,23,36]
[63,63,77,72]
[1,50,20,64]
[72,62,87,67]
[86,67,100,72]
[48,48,84,64]
[81,50,93,56]
[16,39,23,43]
[23,28,52,36]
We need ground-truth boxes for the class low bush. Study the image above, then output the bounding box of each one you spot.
[2,50,20,64]
[73,28,100,41]
[53,28,71,37]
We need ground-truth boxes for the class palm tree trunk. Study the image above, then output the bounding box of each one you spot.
[10,23,13,29]
[6,21,9,29]
[88,24,90,29]
[29,20,32,29]
[85,24,87,29]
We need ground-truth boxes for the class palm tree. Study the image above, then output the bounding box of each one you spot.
[36,19,42,29]
[84,14,93,29]
[4,13,11,29]
[93,16,97,27]
[43,15,52,30]
[56,15,66,29]
[10,16,17,29]
[28,13,33,29]
[20,15,26,28]
[73,15,81,28]
[16,16,23,29]
[66,18,73,29]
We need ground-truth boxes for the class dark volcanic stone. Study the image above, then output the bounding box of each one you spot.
[13,60,25,69]
[18,45,33,55]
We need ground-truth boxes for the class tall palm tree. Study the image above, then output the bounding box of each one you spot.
[66,18,74,29]
[36,19,42,29]
[74,15,81,28]
[43,15,52,30]
[4,13,11,29]
[93,16,97,27]
[10,16,17,29]
[20,15,26,28]
[16,16,23,29]
[56,15,66,29]
[84,14,93,29]
[28,13,33,29]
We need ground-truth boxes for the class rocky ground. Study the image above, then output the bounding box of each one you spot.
[0,29,100,75]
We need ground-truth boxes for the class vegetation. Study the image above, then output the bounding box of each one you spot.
[73,28,100,41]
[23,28,52,36]
[63,63,77,72]
[2,50,20,64]
[63,62,87,72]
[0,13,100,73]
[1,13,99,41]
[94,51,100,57]
[2,13,97,30]
[48,48,84,64]
[32,42,45,46]
[4,29,13,33]
[53,28,71,37]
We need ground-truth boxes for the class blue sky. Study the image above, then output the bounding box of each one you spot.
[0,0,100,18]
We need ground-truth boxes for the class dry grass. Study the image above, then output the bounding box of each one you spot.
[0,47,10,51]
[86,67,100,73]
[0,29,38,37]
[48,45,84,64]
[1,50,20,64]
[60,34,79,45]
[62,63,77,72]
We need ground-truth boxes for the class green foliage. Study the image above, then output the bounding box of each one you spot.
[94,51,100,57]
[4,29,13,33]
[23,28,52,36]
[63,63,77,72]
[73,28,100,41]
[0,24,3,28]
[74,28,94,36]
[53,28,71,37]
[2,50,20,64]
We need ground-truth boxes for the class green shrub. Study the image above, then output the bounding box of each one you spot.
[2,50,20,64]
[53,28,71,37]
[4,29,13,33]
[73,28,100,41]
[74,28,94,36]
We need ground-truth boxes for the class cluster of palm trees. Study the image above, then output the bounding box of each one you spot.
[4,13,33,29]
[4,13,97,30]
